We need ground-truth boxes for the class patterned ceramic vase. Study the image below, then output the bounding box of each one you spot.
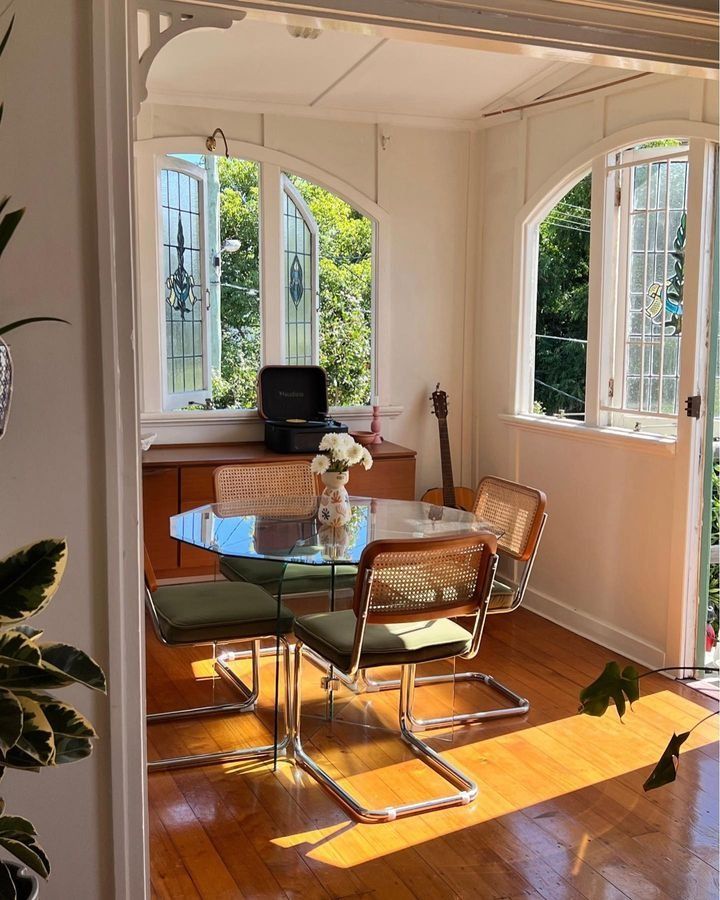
[318,524,350,560]
[0,338,13,440]
[317,471,351,527]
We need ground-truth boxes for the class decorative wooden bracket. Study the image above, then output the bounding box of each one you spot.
[134,1,247,116]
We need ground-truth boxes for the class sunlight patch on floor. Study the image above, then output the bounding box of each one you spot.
[269,689,718,869]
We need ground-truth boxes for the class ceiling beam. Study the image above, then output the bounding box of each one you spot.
[177,0,719,76]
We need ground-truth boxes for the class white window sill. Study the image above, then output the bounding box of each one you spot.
[499,413,677,457]
[141,404,403,435]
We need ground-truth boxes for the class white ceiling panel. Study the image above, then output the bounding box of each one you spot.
[148,20,382,107]
[147,18,596,124]
[314,40,553,119]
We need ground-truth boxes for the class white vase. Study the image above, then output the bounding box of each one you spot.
[318,470,351,527]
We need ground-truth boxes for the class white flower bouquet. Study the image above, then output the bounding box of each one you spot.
[311,433,373,475]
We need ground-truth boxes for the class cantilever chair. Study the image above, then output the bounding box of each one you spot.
[144,548,294,771]
[403,476,547,729]
[214,462,357,597]
[291,532,499,823]
[360,476,547,729]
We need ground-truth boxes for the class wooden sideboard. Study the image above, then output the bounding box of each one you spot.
[142,441,416,579]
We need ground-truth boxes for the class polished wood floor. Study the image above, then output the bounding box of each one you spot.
[147,603,719,900]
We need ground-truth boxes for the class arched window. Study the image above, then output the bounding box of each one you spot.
[526,138,694,438]
[141,153,375,413]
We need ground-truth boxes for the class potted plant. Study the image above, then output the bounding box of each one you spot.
[0,539,106,898]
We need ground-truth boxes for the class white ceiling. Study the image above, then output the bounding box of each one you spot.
[146,18,612,127]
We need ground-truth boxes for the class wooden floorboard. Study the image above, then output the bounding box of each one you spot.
[147,606,719,900]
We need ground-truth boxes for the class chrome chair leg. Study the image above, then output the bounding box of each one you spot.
[148,638,291,772]
[357,666,530,729]
[291,644,477,822]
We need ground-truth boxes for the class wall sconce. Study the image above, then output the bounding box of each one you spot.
[206,127,229,158]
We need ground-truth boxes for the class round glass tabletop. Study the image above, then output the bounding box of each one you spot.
[170,495,500,567]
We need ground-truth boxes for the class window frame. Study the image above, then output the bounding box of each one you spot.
[156,155,211,411]
[281,174,319,367]
[518,135,714,447]
[135,140,385,422]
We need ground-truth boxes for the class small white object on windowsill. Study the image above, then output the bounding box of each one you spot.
[140,432,157,452]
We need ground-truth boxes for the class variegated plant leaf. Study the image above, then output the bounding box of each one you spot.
[13,698,54,766]
[12,625,42,641]
[15,692,96,739]
[36,643,106,692]
[0,689,22,756]
[0,540,67,625]
[0,630,42,667]
[53,735,94,766]
[0,835,49,879]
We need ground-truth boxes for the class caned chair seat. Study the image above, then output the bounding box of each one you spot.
[152,580,294,645]
[489,578,515,611]
[294,608,473,672]
[220,556,358,596]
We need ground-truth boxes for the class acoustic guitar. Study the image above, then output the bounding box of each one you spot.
[421,384,475,511]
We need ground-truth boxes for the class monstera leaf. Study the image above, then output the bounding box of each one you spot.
[578,661,640,719]
[643,731,690,792]
[0,539,67,625]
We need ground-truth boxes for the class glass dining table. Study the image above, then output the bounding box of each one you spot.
[169,495,495,767]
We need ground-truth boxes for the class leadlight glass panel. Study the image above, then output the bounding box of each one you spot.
[161,167,206,398]
[283,188,314,366]
[621,154,688,418]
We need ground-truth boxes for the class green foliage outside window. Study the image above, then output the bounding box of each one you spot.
[289,176,372,407]
[209,160,373,410]
[535,174,591,418]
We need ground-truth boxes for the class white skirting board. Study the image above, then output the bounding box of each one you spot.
[523,587,666,671]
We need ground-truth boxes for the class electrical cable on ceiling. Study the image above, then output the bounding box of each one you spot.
[482,71,651,119]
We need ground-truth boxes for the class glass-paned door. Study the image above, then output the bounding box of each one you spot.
[282,177,317,366]
[160,159,209,408]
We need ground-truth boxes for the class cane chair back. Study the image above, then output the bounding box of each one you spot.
[473,477,546,562]
[353,533,498,625]
[214,461,315,502]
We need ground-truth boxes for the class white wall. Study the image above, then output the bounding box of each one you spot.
[474,75,719,667]
[138,102,473,495]
[0,3,113,897]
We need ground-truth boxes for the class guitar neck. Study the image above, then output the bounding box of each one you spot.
[437,418,456,508]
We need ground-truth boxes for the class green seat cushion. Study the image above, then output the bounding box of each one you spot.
[151,581,294,645]
[220,556,357,596]
[489,578,516,612]
[294,609,473,672]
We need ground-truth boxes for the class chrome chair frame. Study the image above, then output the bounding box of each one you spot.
[291,533,498,822]
[145,584,292,772]
[340,480,547,730]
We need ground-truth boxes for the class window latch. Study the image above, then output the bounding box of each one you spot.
[685,395,701,418]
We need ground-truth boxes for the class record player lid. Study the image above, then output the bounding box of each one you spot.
[257,365,329,422]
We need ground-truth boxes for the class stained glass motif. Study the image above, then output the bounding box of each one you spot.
[622,154,688,417]
[165,216,200,317]
[289,254,304,307]
[161,167,205,397]
[283,187,314,365]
